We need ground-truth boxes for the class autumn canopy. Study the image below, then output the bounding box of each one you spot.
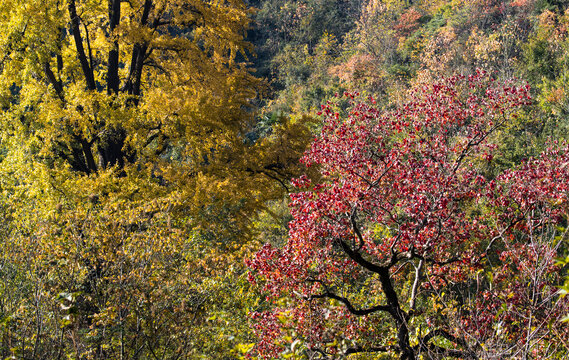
[248,72,569,359]
[0,0,568,359]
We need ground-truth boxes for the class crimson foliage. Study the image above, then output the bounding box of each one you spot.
[248,71,569,359]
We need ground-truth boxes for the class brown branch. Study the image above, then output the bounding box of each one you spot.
[410,250,460,266]
[338,239,387,274]
[346,216,413,269]
[450,116,508,175]
[73,134,97,173]
[350,208,365,251]
[344,344,399,356]
[81,19,94,76]
[337,236,414,358]
[124,0,155,96]
[68,0,96,90]
[259,170,289,192]
[44,62,65,102]
[306,291,391,316]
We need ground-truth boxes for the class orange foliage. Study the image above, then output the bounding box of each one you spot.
[394,7,423,37]
[329,53,379,85]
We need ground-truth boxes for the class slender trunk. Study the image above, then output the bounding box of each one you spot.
[340,237,415,359]
[107,0,121,94]
[68,0,96,90]
[124,0,152,95]
[378,267,415,360]
[132,44,148,97]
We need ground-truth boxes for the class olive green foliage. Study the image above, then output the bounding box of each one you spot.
[249,0,361,114]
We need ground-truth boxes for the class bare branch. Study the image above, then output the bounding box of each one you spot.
[417,329,477,359]
[344,344,399,356]
[409,259,423,311]
[307,291,391,316]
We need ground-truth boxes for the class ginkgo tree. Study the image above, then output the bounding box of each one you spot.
[0,0,313,359]
[248,71,569,359]
[1,0,255,171]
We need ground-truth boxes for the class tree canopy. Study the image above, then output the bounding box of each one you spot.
[1,0,569,359]
[0,0,313,358]
[1,0,257,169]
[248,72,569,359]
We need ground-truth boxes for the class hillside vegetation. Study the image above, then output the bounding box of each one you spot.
[0,0,568,359]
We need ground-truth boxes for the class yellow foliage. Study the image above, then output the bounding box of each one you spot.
[0,0,313,358]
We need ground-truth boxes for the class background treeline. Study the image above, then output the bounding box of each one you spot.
[0,0,567,359]
[253,0,569,145]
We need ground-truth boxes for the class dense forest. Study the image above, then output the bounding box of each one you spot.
[0,0,569,359]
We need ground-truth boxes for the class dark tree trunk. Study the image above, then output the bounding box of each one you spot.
[68,0,96,91]
[107,0,121,94]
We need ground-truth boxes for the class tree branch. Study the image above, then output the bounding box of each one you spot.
[68,0,96,90]
[410,250,460,266]
[44,62,65,102]
[338,239,387,274]
[350,208,365,251]
[337,237,414,358]
[344,344,399,356]
[74,134,98,173]
[409,259,423,311]
[107,0,121,94]
[307,291,391,316]
[124,0,156,96]
[81,18,95,76]
[417,329,477,359]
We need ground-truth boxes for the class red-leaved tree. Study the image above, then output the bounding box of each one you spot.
[247,71,569,359]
